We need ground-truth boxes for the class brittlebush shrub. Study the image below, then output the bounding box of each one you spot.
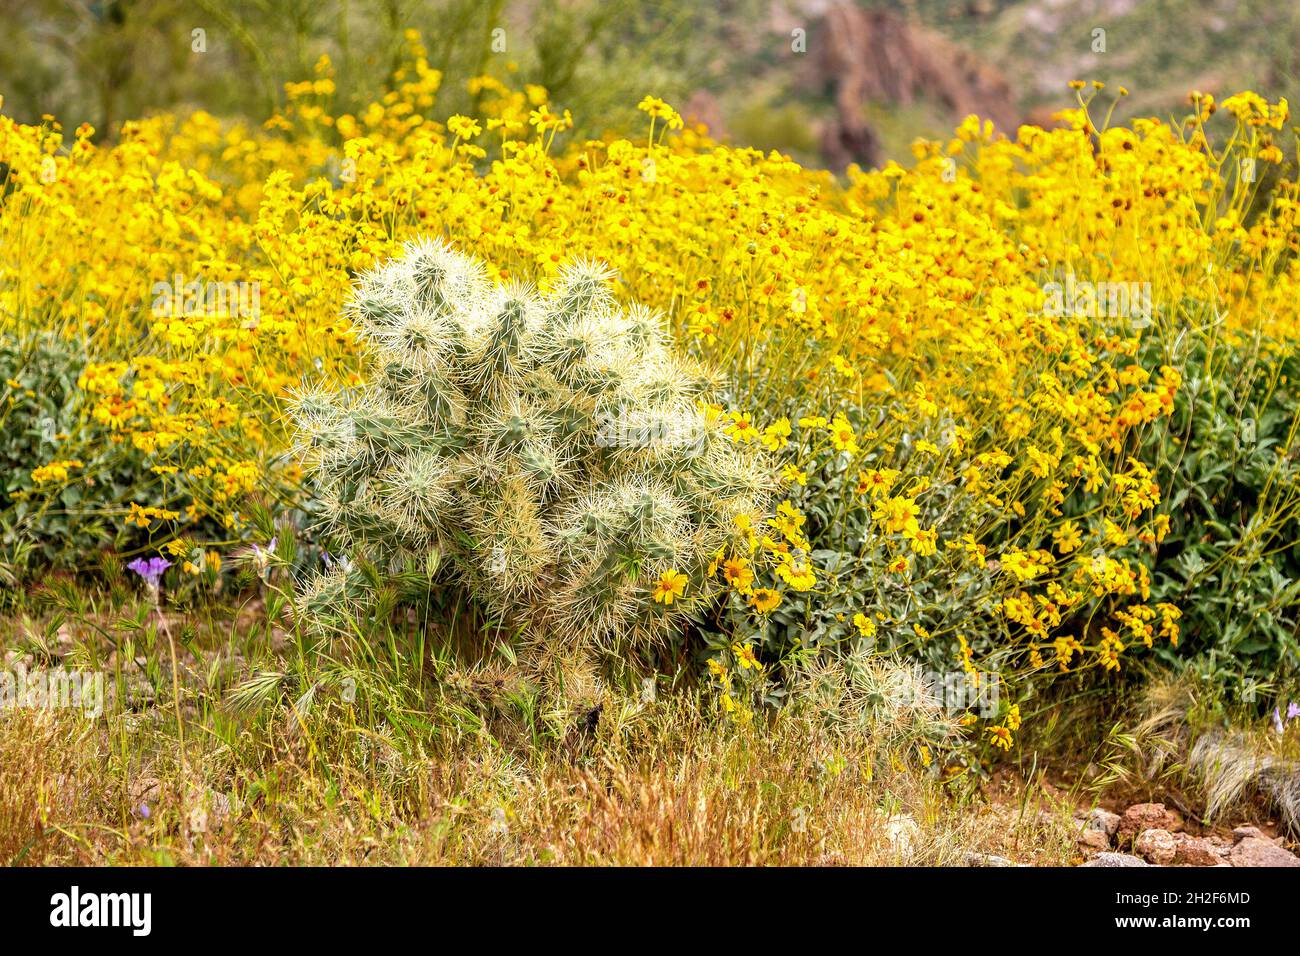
[292,240,772,656]
[1138,329,1300,693]
[0,330,153,583]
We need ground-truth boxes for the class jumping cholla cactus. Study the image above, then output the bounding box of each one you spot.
[292,239,772,655]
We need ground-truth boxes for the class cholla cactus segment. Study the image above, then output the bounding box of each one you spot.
[293,240,773,650]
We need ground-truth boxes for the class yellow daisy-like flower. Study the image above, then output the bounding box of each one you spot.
[446,114,482,140]
[987,725,1013,751]
[652,569,688,605]
[1052,520,1083,554]
[762,417,791,451]
[909,527,938,556]
[722,556,754,593]
[636,95,684,130]
[886,555,910,575]
[781,464,807,487]
[31,459,83,484]
[855,468,899,498]
[829,414,859,455]
[776,558,816,592]
[732,642,760,671]
[873,495,920,537]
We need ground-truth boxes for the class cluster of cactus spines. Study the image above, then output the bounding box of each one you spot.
[292,238,772,652]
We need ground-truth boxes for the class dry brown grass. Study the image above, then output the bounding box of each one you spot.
[0,709,107,865]
[0,682,1082,866]
[0,584,1088,867]
[4,585,1295,865]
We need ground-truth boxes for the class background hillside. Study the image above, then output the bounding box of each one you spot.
[2,0,1298,166]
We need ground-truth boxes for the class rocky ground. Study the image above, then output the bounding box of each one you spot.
[1077,803,1299,867]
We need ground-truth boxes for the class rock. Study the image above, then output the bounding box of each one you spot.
[1088,808,1122,837]
[1229,837,1300,867]
[1173,834,1227,867]
[880,813,919,859]
[1118,803,1184,843]
[961,851,1016,866]
[3,649,33,669]
[1081,851,1151,867]
[1231,825,1266,842]
[129,776,161,807]
[1078,828,1111,851]
[805,3,1019,170]
[1076,808,1120,850]
[54,623,77,659]
[1134,828,1177,865]
[186,788,234,836]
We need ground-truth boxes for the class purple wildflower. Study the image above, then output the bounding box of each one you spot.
[322,551,352,573]
[127,556,171,589]
[1288,702,1300,721]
